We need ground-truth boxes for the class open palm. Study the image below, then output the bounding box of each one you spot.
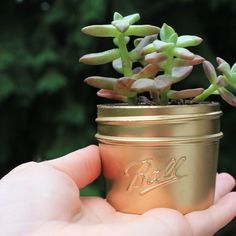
[0,145,235,236]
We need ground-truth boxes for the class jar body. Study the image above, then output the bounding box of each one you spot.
[96,103,223,214]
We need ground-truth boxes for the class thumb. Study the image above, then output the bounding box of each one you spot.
[46,145,101,188]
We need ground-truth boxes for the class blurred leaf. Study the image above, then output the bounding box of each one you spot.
[0,75,16,101]
[36,70,66,93]
[79,0,107,23]
[55,103,86,126]
[43,1,66,24]
[0,51,15,70]
[30,50,58,70]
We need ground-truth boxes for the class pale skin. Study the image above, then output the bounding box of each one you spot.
[0,145,235,236]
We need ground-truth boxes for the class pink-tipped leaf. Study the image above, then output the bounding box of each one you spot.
[203,60,217,84]
[97,89,127,102]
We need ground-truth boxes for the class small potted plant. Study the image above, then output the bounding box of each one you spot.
[79,12,236,214]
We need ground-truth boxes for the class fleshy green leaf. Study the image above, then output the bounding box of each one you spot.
[141,44,156,55]
[131,78,155,92]
[216,57,227,66]
[125,25,160,37]
[122,13,140,25]
[145,52,167,64]
[169,33,178,44]
[84,76,116,89]
[203,60,217,84]
[133,64,161,79]
[114,77,136,96]
[217,62,231,78]
[231,63,236,73]
[172,66,193,83]
[153,40,174,52]
[134,35,158,53]
[112,57,132,74]
[112,58,123,74]
[231,63,236,82]
[112,19,130,33]
[216,75,226,87]
[160,23,176,42]
[79,49,120,65]
[218,88,236,107]
[173,47,195,60]
[129,35,158,62]
[168,88,204,99]
[112,13,141,32]
[154,75,172,92]
[173,55,204,67]
[82,25,119,37]
[113,12,123,21]
[132,67,143,74]
[97,89,127,102]
[133,38,142,47]
[176,35,203,47]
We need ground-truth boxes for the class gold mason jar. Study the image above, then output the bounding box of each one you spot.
[95,103,223,214]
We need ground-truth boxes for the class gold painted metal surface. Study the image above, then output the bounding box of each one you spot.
[96,103,223,214]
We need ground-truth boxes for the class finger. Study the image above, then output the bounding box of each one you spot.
[46,145,101,188]
[185,192,236,236]
[215,173,235,202]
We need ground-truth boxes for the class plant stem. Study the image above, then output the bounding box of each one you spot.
[193,84,218,102]
[127,96,137,105]
[164,50,174,75]
[117,34,133,77]
[117,33,137,105]
[160,50,173,105]
[160,92,169,105]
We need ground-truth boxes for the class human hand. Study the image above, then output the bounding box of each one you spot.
[0,145,235,236]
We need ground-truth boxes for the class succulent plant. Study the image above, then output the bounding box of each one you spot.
[80,12,236,106]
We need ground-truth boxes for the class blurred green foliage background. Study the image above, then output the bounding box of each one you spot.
[0,0,235,234]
